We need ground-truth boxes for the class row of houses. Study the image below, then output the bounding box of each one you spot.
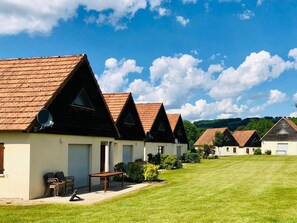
[194,128,261,156]
[0,54,188,200]
[194,118,297,156]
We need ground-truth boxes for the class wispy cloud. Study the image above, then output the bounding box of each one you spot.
[239,9,255,20]
[176,16,190,26]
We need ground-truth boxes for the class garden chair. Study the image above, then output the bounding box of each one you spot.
[55,171,75,195]
[44,172,63,197]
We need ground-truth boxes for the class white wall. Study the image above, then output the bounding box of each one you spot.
[113,140,145,165]
[261,141,297,155]
[0,132,31,199]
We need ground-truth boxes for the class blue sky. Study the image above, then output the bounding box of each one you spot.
[1,0,297,121]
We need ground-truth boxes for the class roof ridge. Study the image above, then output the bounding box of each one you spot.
[0,54,85,61]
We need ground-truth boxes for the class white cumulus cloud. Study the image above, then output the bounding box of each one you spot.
[0,0,168,35]
[239,9,255,20]
[176,16,190,26]
[209,51,287,99]
[97,58,143,93]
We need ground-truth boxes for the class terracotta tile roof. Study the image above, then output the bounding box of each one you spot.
[135,103,162,133]
[167,114,180,132]
[284,118,297,132]
[194,127,227,146]
[103,93,130,123]
[233,130,257,147]
[0,54,85,131]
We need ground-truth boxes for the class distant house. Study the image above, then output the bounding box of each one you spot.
[136,103,174,159]
[103,93,145,164]
[0,54,118,199]
[194,128,239,156]
[261,118,297,155]
[232,130,261,155]
[167,114,189,158]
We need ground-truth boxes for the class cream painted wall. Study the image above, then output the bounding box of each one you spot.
[113,140,145,165]
[0,132,31,200]
[29,134,114,199]
[215,146,258,156]
[261,141,297,155]
[144,142,175,160]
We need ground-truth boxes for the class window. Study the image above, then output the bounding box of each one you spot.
[233,147,237,153]
[226,147,229,152]
[252,138,258,143]
[157,146,164,154]
[158,122,165,132]
[246,148,249,154]
[124,113,135,125]
[72,88,94,109]
[0,143,4,174]
[177,128,183,136]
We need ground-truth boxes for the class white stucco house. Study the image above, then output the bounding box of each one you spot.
[0,54,119,200]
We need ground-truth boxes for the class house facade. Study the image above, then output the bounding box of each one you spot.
[167,114,188,158]
[103,93,145,165]
[232,130,261,155]
[194,128,239,156]
[136,103,175,160]
[0,55,118,199]
[261,118,297,155]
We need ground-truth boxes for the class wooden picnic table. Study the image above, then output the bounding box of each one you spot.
[88,171,124,193]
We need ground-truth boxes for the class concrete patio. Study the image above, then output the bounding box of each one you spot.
[0,182,150,206]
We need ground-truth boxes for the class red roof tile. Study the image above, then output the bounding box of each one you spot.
[135,103,162,133]
[0,54,85,130]
[103,93,130,123]
[194,127,227,146]
[233,130,257,147]
[167,114,180,132]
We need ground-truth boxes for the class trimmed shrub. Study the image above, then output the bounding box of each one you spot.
[254,148,262,155]
[182,152,200,163]
[144,163,159,182]
[207,154,219,159]
[127,162,145,183]
[265,150,272,155]
[148,153,161,165]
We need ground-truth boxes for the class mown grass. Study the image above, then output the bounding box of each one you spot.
[1,156,297,222]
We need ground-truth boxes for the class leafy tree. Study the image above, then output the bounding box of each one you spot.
[213,131,225,147]
[245,118,274,137]
[183,120,204,151]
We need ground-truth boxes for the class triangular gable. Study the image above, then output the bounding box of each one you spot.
[167,114,188,144]
[0,54,85,131]
[261,118,297,141]
[0,54,118,137]
[103,93,145,140]
[136,103,174,143]
[233,130,261,147]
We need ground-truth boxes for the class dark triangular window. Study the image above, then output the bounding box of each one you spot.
[252,138,258,142]
[72,89,94,109]
[158,122,165,132]
[177,128,183,136]
[124,113,135,125]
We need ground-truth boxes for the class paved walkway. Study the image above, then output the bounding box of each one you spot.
[0,182,150,206]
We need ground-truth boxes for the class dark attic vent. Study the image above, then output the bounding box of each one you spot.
[72,88,94,109]
[158,122,165,132]
[124,113,135,125]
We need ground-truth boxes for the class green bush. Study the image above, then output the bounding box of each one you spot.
[182,152,200,163]
[265,150,272,155]
[254,148,262,155]
[159,154,183,170]
[144,163,159,181]
[127,162,145,183]
[148,153,161,165]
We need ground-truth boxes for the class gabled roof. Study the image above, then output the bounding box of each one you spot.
[135,103,162,133]
[194,127,227,146]
[103,92,131,123]
[233,130,258,147]
[261,117,297,140]
[167,114,180,132]
[0,54,85,131]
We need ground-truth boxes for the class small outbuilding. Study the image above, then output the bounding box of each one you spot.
[232,130,261,155]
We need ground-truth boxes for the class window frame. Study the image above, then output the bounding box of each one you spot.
[0,143,4,174]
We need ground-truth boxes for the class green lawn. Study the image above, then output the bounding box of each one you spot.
[1,156,297,223]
